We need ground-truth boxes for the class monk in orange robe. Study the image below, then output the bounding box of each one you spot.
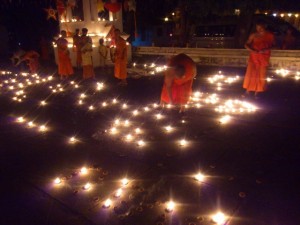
[72,29,82,68]
[56,30,74,79]
[22,50,40,73]
[113,29,127,86]
[243,20,274,98]
[81,28,95,79]
[160,53,197,112]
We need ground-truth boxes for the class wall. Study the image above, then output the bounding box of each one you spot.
[133,47,300,69]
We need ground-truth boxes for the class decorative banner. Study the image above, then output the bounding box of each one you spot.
[104,2,121,13]
[97,0,105,13]
[45,7,57,20]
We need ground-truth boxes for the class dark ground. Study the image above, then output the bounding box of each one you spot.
[0,62,300,225]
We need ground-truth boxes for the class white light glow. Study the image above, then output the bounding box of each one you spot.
[166,201,175,212]
[212,212,227,225]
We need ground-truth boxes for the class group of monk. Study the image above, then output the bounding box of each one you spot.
[56,27,128,85]
[11,19,279,113]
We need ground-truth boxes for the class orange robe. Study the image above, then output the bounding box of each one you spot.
[23,51,40,73]
[73,35,82,66]
[161,54,196,104]
[57,37,74,76]
[243,31,274,92]
[114,37,127,80]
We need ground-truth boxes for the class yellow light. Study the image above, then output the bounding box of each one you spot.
[156,113,162,120]
[133,110,139,116]
[122,103,128,109]
[83,182,91,190]
[80,167,88,175]
[102,102,107,107]
[39,125,47,132]
[211,212,227,225]
[69,136,77,144]
[121,178,129,186]
[125,134,133,141]
[137,140,145,146]
[194,172,205,182]
[114,188,122,198]
[124,120,130,126]
[17,117,25,123]
[166,201,175,212]
[165,125,173,132]
[78,100,83,105]
[54,177,61,184]
[88,105,94,110]
[179,139,187,146]
[103,198,112,208]
[114,119,120,125]
[135,128,141,134]
[144,107,149,111]
[110,127,118,134]
[40,100,47,106]
[164,17,169,22]
[112,98,118,104]
[80,93,86,99]
[27,121,35,128]
[219,115,231,124]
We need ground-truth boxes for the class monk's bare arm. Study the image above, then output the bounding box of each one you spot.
[244,34,257,52]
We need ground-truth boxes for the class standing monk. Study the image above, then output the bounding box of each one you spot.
[113,29,127,86]
[73,29,82,68]
[243,20,274,98]
[98,38,107,68]
[56,30,74,79]
[160,53,197,112]
[81,28,95,79]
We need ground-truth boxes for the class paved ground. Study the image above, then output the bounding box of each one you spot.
[1,62,300,225]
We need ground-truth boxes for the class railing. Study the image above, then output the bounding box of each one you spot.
[133,47,300,69]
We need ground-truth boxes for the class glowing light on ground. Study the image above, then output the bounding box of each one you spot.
[80,167,88,175]
[83,182,91,190]
[211,212,227,225]
[179,139,187,146]
[114,188,122,198]
[165,201,175,212]
[54,177,61,184]
[194,172,205,182]
[219,115,231,124]
[103,198,112,208]
[121,178,129,186]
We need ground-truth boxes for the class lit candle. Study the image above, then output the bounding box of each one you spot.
[135,128,141,134]
[137,140,145,146]
[194,172,205,182]
[103,198,112,208]
[54,177,61,184]
[40,100,47,106]
[121,178,129,186]
[211,212,227,225]
[17,117,25,123]
[83,182,91,190]
[27,121,35,128]
[125,134,133,141]
[80,167,88,175]
[165,201,175,212]
[114,188,122,198]
[179,139,187,146]
[69,136,77,144]
[39,125,47,132]
[164,125,173,132]
[219,115,231,124]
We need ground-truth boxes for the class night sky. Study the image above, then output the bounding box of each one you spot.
[0,0,299,53]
